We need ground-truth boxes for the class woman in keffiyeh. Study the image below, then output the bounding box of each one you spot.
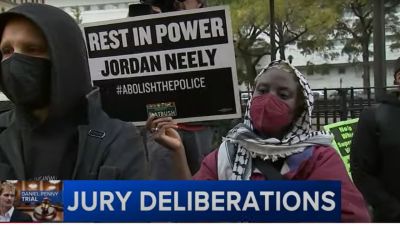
[147,60,370,222]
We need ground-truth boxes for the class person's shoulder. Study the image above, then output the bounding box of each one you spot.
[357,105,379,124]
[358,101,399,126]
[88,104,140,135]
[112,118,141,135]
[198,148,218,166]
[309,145,346,166]
[379,91,400,106]
[86,87,139,133]
[101,118,142,141]
[193,149,218,180]
[312,145,337,156]
[205,149,219,160]
[299,145,345,174]
[0,109,14,128]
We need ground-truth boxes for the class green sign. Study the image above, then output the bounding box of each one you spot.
[146,102,177,118]
[324,118,359,176]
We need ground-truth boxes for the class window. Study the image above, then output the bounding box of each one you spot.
[320,64,330,75]
[306,61,315,75]
[338,67,346,74]
[306,67,314,75]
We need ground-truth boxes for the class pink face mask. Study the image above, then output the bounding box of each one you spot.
[249,94,294,136]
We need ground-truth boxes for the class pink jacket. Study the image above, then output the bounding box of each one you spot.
[193,145,371,222]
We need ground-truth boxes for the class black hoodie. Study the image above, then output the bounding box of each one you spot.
[351,91,400,222]
[0,4,148,180]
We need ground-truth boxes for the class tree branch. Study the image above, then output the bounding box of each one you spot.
[271,22,281,44]
[365,18,373,34]
[246,25,256,39]
[364,8,372,18]
[385,0,400,12]
[252,54,267,68]
[337,21,360,40]
[350,3,363,18]
[285,28,308,45]
[239,48,270,58]
[283,21,289,34]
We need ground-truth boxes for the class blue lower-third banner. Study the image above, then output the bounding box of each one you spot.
[62,180,341,222]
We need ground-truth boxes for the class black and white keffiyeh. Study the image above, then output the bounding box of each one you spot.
[217,60,333,180]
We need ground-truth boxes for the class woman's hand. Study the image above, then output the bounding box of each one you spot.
[146,115,192,179]
[146,115,183,151]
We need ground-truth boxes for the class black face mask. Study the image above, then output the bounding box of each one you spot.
[1,53,51,110]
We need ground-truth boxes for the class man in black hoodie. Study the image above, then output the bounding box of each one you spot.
[0,4,148,180]
[351,59,400,222]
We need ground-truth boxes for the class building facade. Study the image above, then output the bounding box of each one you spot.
[253,37,400,90]
[0,0,45,12]
[46,0,139,24]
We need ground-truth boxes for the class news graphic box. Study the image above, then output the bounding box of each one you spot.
[2,180,63,222]
[324,118,359,175]
[63,180,341,222]
[82,6,241,125]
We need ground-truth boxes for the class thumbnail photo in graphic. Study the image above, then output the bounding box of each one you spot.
[1,180,63,222]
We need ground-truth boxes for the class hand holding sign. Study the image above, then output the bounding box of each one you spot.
[146,115,192,179]
[146,115,182,151]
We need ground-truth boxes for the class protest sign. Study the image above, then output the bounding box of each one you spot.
[82,6,240,125]
[324,118,359,175]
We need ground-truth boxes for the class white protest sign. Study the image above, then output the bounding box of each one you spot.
[82,6,240,125]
